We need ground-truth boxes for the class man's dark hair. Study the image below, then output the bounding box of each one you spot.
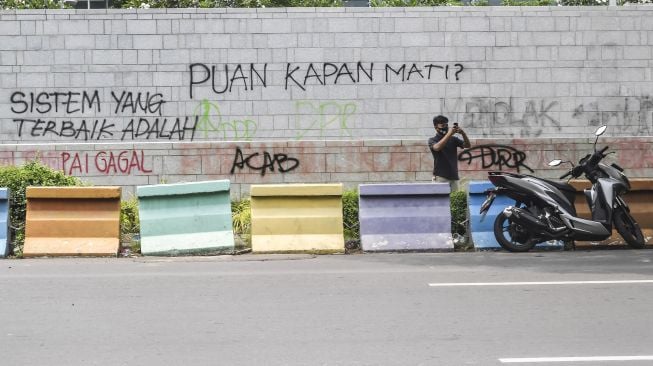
[433,115,448,127]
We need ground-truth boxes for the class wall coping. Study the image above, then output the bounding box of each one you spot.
[26,186,121,199]
[137,180,230,198]
[359,183,450,196]
[251,183,343,197]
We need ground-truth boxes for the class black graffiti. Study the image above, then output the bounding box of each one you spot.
[285,62,374,91]
[13,118,114,140]
[458,145,533,173]
[385,63,464,82]
[189,63,268,99]
[230,147,299,176]
[189,61,465,97]
[111,91,166,116]
[120,116,198,141]
[10,90,101,114]
[287,62,463,90]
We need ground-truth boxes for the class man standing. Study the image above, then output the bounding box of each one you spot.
[428,115,471,192]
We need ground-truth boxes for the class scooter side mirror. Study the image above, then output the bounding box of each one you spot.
[548,159,563,167]
[595,125,607,136]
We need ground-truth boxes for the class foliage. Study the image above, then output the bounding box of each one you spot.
[342,189,360,242]
[117,0,341,8]
[450,190,467,237]
[501,0,552,4]
[0,160,83,257]
[120,197,140,235]
[370,0,461,6]
[231,199,251,248]
[1,0,69,9]
[555,0,606,4]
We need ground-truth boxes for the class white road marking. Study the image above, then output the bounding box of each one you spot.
[428,279,653,287]
[499,355,653,363]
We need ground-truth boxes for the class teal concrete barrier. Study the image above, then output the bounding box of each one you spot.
[137,180,234,256]
[0,188,8,258]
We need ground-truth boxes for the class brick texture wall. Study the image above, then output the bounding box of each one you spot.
[0,7,652,195]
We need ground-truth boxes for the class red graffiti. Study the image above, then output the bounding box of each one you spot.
[62,150,152,175]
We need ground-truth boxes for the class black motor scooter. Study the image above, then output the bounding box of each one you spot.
[480,125,645,252]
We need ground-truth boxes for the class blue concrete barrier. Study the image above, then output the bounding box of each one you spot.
[0,188,8,258]
[137,180,234,256]
[359,183,453,252]
[468,181,562,250]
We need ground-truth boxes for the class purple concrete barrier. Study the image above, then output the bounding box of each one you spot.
[359,183,453,252]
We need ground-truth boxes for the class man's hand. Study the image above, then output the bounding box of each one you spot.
[456,126,471,148]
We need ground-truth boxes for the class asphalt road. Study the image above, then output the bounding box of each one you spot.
[2,250,653,366]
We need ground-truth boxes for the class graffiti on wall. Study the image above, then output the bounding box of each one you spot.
[230,147,299,176]
[294,101,356,140]
[458,145,534,173]
[194,99,258,140]
[441,98,561,138]
[189,62,465,98]
[572,96,653,135]
[61,150,152,175]
[10,90,198,142]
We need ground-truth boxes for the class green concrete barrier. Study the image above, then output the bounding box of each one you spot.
[250,183,344,254]
[24,186,121,257]
[137,180,234,256]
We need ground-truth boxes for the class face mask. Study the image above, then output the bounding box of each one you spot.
[437,126,448,135]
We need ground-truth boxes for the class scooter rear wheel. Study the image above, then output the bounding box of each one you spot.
[613,207,646,249]
[493,211,537,252]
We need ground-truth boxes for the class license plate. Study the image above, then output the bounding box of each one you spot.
[480,191,497,216]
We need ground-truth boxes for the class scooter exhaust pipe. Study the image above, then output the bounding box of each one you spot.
[504,206,568,236]
[503,206,548,230]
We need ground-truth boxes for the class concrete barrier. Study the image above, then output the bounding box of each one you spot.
[0,188,9,258]
[359,183,453,251]
[24,187,121,257]
[468,181,562,250]
[137,180,234,256]
[571,179,653,248]
[250,184,344,254]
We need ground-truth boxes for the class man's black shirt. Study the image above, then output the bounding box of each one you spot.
[428,134,465,180]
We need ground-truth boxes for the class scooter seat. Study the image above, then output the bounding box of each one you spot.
[539,178,576,194]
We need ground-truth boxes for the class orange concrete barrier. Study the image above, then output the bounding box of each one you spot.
[23,187,121,257]
[570,179,653,248]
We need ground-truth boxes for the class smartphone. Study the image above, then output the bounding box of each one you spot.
[453,122,459,128]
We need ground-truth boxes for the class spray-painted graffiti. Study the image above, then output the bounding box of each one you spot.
[294,101,356,140]
[572,96,653,135]
[193,100,257,140]
[11,91,101,114]
[10,89,197,142]
[458,145,534,173]
[189,62,466,98]
[441,98,560,138]
[230,147,299,176]
[62,150,152,175]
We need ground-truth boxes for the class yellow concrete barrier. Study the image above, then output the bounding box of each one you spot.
[571,179,653,247]
[24,186,121,257]
[250,184,344,254]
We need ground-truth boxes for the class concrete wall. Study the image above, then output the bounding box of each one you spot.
[1,136,651,197]
[1,7,652,194]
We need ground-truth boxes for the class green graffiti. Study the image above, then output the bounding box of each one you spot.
[193,99,257,140]
[293,101,356,140]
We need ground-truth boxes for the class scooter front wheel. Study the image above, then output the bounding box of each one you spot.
[493,211,537,252]
[613,207,646,249]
